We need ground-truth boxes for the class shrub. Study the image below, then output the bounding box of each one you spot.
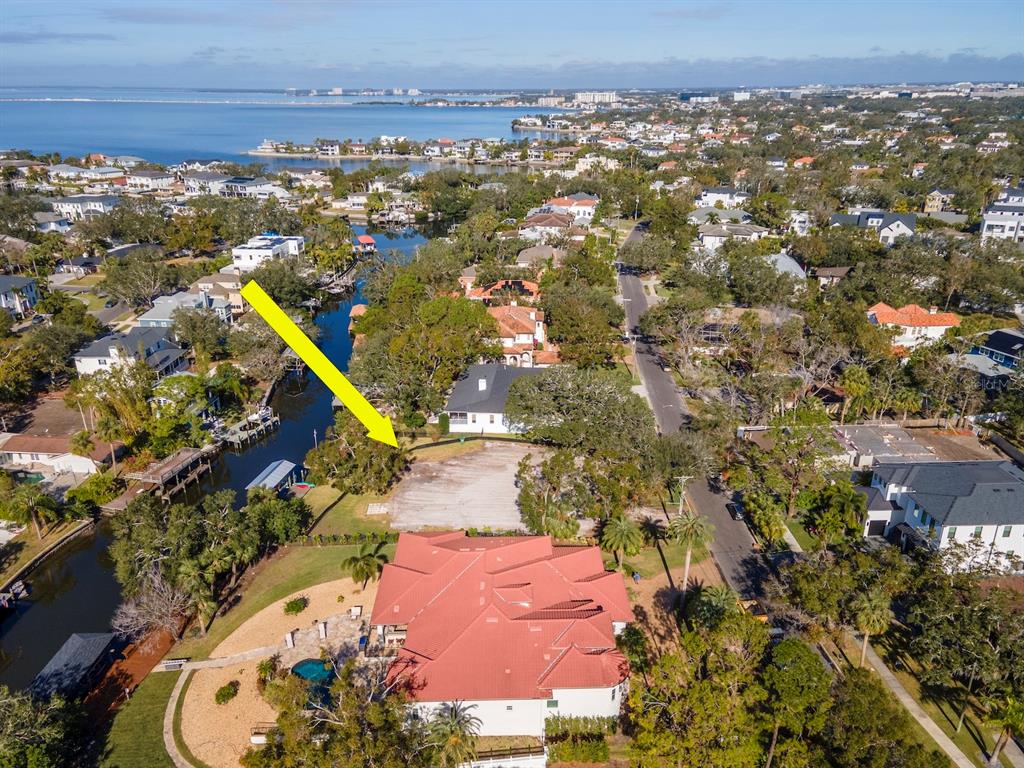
[284,596,309,615]
[545,715,614,762]
[215,680,240,705]
[437,412,450,435]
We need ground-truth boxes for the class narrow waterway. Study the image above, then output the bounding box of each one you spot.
[0,226,424,690]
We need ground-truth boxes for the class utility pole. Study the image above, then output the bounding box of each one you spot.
[633,195,639,221]
[313,428,318,449]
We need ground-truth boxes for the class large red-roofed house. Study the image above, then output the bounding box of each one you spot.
[866,302,960,350]
[370,531,632,736]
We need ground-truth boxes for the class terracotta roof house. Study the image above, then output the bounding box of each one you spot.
[371,531,632,735]
[866,302,960,350]
[468,279,541,305]
[487,305,558,368]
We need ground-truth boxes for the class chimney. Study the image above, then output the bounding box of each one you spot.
[478,378,487,392]
[928,306,938,314]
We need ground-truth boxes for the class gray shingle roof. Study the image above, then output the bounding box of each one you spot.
[30,632,114,699]
[874,461,1024,527]
[75,326,175,360]
[0,275,35,292]
[444,363,543,414]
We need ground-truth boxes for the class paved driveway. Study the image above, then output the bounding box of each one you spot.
[389,441,534,531]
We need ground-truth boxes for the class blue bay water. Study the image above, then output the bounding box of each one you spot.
[0,86,556,165]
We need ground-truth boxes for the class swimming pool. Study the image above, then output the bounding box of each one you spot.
[291,658,333,683]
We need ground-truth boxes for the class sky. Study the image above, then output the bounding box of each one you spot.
[1,0,1022,90]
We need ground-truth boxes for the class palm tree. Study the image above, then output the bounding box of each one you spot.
[342,540,389,588]
[96,414,121,471]
[851,589,893,668]
[985,695,1024,768]
[839,365,871,424]
[69,430,94,458]
[599,514,643,567]
[668,509,714,599]
[429,701,482,768]
[3,485,61,540]
[177,559,216,635]
[892,388,922,425]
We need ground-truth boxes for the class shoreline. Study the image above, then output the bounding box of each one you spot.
[246,150,563,168]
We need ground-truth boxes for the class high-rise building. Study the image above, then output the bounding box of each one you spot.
[733,91,751,102]
[574,91,618,104]
[537,96,565,107]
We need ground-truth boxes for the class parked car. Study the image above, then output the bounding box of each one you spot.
[104,299,118,308]
[726,502,745,521]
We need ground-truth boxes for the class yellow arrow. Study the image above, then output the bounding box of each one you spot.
[240,280,398,448]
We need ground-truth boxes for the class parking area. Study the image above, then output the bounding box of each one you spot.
[388,441,535,531]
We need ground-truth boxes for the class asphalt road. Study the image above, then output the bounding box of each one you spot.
[618,223,762,598]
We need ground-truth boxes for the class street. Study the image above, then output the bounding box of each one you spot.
[617,223,761,598]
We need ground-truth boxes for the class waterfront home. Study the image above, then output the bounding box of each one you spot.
[73,326,187,377]
[137,289,232,329]
[127,168,175,191]
[0,275,39,317]
[370,531,631,736]
[230,235,305,272]
[221,176,290,200]
[183,170,231,197]
[33,211,72,234]
[443,363,543,434]
[51,194,121,221]
[866,302,960,350]
[0,433,118,476]
[870,461,1024,571]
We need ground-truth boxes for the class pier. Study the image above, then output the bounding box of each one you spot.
[217,408,281,449]
[123,445,219,501]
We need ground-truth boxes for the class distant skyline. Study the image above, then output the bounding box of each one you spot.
[2,0,1022,90]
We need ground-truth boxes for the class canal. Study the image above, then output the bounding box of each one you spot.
[0,226,425,690]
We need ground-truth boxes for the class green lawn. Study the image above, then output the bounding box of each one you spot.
[619,541,708,579]
[308,488,391,538]
[169,543,393,661]
[65,273,105,287]
[786,518,818,552]
[101,671,178,768]
[870,627,1012,767]
[612,361,641,386]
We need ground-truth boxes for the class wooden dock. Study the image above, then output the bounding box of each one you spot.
[218,409,280,449]
[123,446,219,501]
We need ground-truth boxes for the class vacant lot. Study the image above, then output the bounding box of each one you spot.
[389,441,535,531]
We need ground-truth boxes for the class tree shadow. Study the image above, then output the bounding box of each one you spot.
[0,540,25,573]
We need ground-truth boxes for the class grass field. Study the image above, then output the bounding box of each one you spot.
[100,671,178,768]
[0,519,87,586]
[308,489,391,538]
[619,541,708,579]
[169,544,393,661]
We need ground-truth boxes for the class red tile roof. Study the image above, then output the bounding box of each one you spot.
[372,532,632,702]
[867,302,960,328]
[468,279,541,301]
[488,304,543,337]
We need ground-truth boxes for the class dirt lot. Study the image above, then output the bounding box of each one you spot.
[388,441,535,531]
[907,428,1001,461]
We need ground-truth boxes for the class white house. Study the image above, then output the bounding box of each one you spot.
[127,169,175,191]
[697,222,768,251]
[73,326,187,378]
[870,461,1024,571]
[229,235,305,272]
[183,171,231,197]
[32,212,72,234]
[866,303,960,349]
[0,276,39,316]
[137,289,232,329]
[698,186,751,207]
[0,433,113,476]
[540,193,599,226]
[443,363,543,434]
[51,195,121,221]
[830,211,917,245]
[370,532,633,737]
[221,176,290,200]
[980,203,1024,244]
